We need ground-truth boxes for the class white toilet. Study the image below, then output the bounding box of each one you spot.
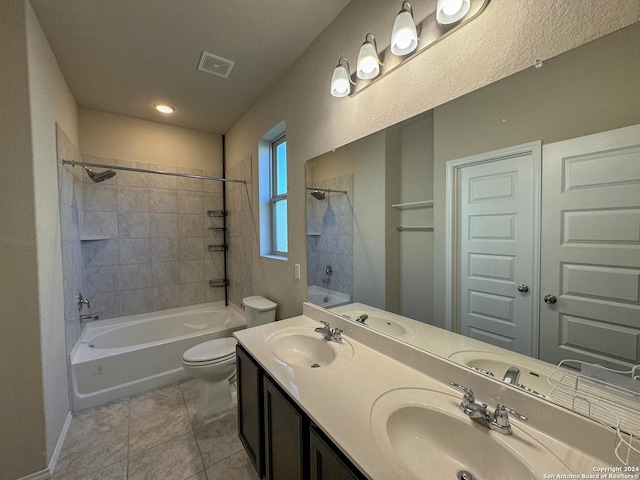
[182,295,277,416]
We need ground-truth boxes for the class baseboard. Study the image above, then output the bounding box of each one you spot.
[16,468,50,480]
[48,411,72,475]
[19,411,72,480]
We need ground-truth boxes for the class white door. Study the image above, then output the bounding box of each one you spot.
[540,124,640,369]
[454,142,541,356]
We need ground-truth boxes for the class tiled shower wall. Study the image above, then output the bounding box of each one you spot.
[78,155,226,319]
[307,173,354,298]
[57,125,85,351]
[226,157,253,307]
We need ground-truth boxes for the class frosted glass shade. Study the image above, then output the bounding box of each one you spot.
[330,64,351,97]
[436,0,471,24]
[357,42,380,80]
[391,10,418,56]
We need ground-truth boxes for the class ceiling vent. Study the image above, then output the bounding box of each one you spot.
[197,51,235,79]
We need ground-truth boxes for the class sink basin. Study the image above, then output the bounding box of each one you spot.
[266,327,353,368]
[370,388,569,480]
[341,310,415,337]
[448,350,554,396]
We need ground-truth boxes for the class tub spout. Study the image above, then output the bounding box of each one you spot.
[80,313,99,322]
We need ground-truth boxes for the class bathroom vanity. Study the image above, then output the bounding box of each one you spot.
[234,303,628,480]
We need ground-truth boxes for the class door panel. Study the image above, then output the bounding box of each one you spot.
[457,144,541,356]
[539,124,640,368]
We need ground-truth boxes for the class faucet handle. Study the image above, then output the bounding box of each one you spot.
[331,327,344,342]
[495,403,527,422]
[491,403,527,434]
[319,320,330,328]
[449,381,475,403]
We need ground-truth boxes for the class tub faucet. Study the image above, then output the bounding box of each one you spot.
[78,293,90,311]
[80,313,99,322]
[502,366,521,384]
[355,314,368,324]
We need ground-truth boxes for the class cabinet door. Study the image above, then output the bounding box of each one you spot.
[236,345,263,477]
[309,426,364,480]
[263,375,307,480]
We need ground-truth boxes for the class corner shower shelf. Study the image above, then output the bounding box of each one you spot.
[209,279,229,288]
[80,235,110,241]
[207,210,227,217]
[208,244,228,253]
[208,226,227,232]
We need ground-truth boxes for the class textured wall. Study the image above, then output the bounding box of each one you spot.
[0,2,47,477]
[225,0,640,319]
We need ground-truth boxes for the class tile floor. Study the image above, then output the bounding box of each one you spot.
[52,379,259,480]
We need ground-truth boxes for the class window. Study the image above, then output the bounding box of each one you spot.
[258,121,287,260]
[271,134,287,255]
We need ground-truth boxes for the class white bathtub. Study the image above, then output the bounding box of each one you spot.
[307,285,351,308]
[70,302,246,411]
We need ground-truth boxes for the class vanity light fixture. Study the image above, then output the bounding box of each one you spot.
[330,0,489,98]
[390,1,418,56]
[153,103,175,114]
[357,34,382,80]
[436,0,471,25]
[330,57,355,98]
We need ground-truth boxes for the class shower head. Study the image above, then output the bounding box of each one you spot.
[84,167,116,183]
[310,190,326,200]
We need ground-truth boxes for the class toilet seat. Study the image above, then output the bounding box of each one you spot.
[182,337,237,366]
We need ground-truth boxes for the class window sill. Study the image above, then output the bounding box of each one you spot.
[261,254,288,262]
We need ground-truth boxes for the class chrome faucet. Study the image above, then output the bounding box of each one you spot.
[502,366,521,384]
[355,314,368,324]
[80,313,99,322]
[449,382,527,435]
[77,293,90,311]
[314,321,344,343]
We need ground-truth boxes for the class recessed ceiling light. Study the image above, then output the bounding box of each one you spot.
[153,103,175,114]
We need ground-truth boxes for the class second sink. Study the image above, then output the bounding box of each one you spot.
[370,387,569,480]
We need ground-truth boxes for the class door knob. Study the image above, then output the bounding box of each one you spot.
[517,284,529,293]
[544,294,557,304]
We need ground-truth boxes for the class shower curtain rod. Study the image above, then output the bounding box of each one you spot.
[306,187,347,194]
[62,159,246,184]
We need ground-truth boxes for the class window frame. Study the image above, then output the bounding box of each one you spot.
[270,133,287,256]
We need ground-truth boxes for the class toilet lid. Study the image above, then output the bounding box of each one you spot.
[183,337,237,363]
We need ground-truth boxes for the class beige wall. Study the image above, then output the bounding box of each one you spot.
[0,0,78,476]
[79,108,222,170]
[225,0,640,319]
[26,0,79,464]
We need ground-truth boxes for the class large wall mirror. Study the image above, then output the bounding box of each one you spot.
[305,23,640,426]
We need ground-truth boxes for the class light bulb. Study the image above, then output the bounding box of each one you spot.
[331,64,351,97]
[357,39,381,80]
[436,0,470,25]
[391,9,418,56]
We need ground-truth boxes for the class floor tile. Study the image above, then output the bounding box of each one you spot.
[205,450,259,480]
[194,408,243,467]
[129,403,192,456]
[130,383,184,421]
[53,429,128,480]
[128,431,205,480]
[65,397,130,448]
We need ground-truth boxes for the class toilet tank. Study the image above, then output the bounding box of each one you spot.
[243,295,277,327]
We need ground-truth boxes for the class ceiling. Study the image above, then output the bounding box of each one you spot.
[29,0,350,134]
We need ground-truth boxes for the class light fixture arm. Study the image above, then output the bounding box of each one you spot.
[399,1,413,17]
[336,57,356,86]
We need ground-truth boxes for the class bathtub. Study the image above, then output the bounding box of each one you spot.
[70,302,246,411]
[307,285,351,308]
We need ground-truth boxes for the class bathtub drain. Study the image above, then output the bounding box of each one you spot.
[310,363,321,368]
[457,471,474,480]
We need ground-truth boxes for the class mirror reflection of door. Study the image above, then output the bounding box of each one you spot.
[450,124,640,363]
[539,123,640,369]
[452,143,541,357]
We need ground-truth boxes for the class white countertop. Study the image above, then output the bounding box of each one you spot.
[234,308,620,479]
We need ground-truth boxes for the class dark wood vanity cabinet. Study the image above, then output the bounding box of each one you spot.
[309,426,363,480]
[236,344,365,480]
[236,344,264,477]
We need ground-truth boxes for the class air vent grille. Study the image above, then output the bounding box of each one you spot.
[197,51,235,79]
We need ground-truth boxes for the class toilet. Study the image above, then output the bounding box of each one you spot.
[182,295,277,416]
